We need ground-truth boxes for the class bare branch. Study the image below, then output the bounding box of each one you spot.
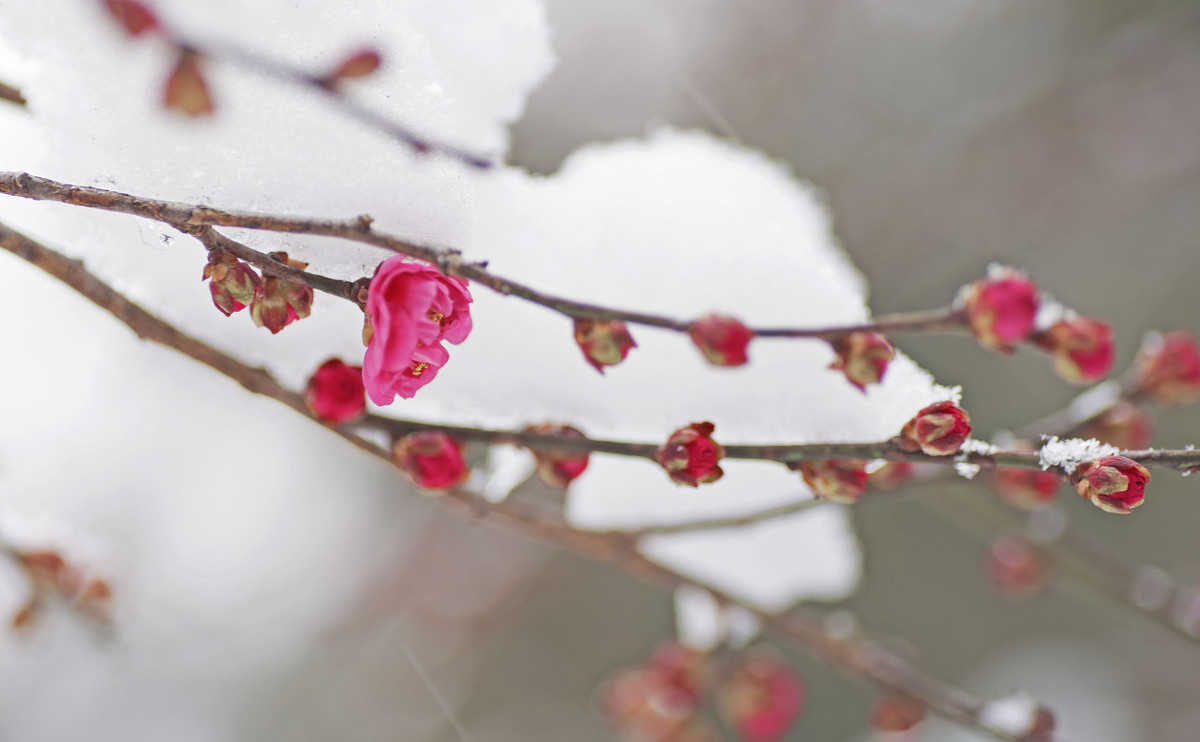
[0,172,976,342]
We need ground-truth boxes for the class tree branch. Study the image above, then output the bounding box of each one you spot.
[0,217,1050,742]
[0,172,977,342]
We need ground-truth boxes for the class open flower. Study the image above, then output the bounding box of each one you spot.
[363,257,472,404]
[896,401,972,456]
[658,422,725,486]
[1071,455,1149,514]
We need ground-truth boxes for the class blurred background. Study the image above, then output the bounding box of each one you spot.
[4,0,1200,740]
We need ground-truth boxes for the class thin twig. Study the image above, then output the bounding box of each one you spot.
[200,42,494,169]
[0,80,26,108]
[0,218,1049,742]
[0,172,973,341]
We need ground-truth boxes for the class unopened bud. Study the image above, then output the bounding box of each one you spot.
[829,331,894,392]
[393,432,469,491]
[961,266,1039,353]
[203,251,262,316]
[688,314,753,366]
[574,318,636,373]
[1036,317,1114,385]
[658,422,725,487]
[985,535,1047,600]
[794,460,868,504]
[305,359,366,424]
[1128,330,1200,405]
[716,650,805,742]
[523,424,590,489]
[896,401,972,456]
[1070,455,1149,514]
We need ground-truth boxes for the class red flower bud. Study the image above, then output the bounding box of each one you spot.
[1080,400,1153,450]
[962,267,1040,353]
[393,432,469,490]
[1036,317,1114,385]
[250,252,315,333]
[716,651,805,742]
[326,49,383,82]
[993,468,1060,511]
[658,422,725,487]
[985,535,1047,600]
[102,0,160,37]
[164,48,214,117]
[305,359,366,424]
[599,642,713,742]
[1129,330,1200,405]
[794,460,868,504]
[865,461,914,490]
[574,318,636,373]
[1070,455,1149,514]
[523,424,590,489]
[869,694,926,733]
[202,252,262,316]
[688,314,753,366]
[829,331,894,392]
[896,401,972,456]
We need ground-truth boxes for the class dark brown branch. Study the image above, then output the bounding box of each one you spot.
[0,218,1045,742]
[0,80,26,108]
[0,172,974,341]
[186,225,367,308]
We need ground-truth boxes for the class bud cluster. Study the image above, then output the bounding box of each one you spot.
[658,422,725,487]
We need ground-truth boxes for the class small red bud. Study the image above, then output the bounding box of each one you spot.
[865,461,914,490]
[829,331,894,392]
[305,359,366,424]
[993,467,1061,511]
[1036,317,1114,385]
[962,267,1040,354]
[598,642,713,742]
[393,432,469,490]
[896,401,972,456]
[1129,330,1200,405]
[250,252,314,333]
[657,422,725,487]
[1079,400,1153,450]
[523,424,590,489]
[164,48,214,117]
[716,650,805,742]
[102,0,160,37]
[1070,455,1149,514]
[793,460,868,504]
[574,318,636,373]
[985,535,1048,600]
[869,694,926,734]
[326,49,383,83]
[203,252,262,316]
[688,314,753,367]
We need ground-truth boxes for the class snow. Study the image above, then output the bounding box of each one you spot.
[954,462,981,480]
[673,585,722,651]
[1038,436,1120,472]
[978,691,1040,737]
[959,438,998,455]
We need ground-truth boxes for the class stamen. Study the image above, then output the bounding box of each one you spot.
[410,361,430,377]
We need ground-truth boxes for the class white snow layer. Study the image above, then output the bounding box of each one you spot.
[0,2,959,726]
[1038,436,1121,472]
